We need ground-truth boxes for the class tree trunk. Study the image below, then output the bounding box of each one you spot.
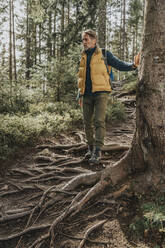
[25,1,31,80]
[53,13,56,58]
[47,10,52,61]
[107,0,165,186]
[122,0,126,60]
[75,0,79,25]
[67,0,70,25]
[132,30,135,60]
[9,0,12,84]
[12,0,17,82]
[34,23,37,65]
[60,0,65,57]
[39,23,42,63]
[98,0,107,48]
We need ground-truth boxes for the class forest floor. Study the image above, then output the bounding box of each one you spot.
[0,82,164,248]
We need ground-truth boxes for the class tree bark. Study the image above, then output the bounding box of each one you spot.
[47,10,52,61]
[12,0,17,81]
[107,0,165,186]
[39,23,42,63]
[60,0,65,57]
[67,0,70,25]
[122,0,126,60]
[98,0,107,48]
[25,0,31,79]
[9,0,12,84]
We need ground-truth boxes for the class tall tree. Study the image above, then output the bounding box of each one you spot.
[128,0,142,59]
[25,0,31,79]
[106,0,165,186]
[47,9,53,60]
[9,0,12,84]
[98,0,107,47]
[60,0,65,57]
[12,0,17,81]
[121,0,126,60]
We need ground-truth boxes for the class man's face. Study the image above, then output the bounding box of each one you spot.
[82,34,96,51]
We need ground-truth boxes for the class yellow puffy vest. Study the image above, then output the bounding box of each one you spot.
[78,47,112,95]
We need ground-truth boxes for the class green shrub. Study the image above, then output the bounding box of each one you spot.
[0,103,83,160]
[122,80,137,92]
[130,194,165,237]
[106,97,126,123]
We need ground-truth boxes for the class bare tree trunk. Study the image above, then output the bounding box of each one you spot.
[98,0,107,48]
[9,0,12,84]
[122,0,126,60]
[135,24,138,55]
[39,23,41,63]
[53,14,56,58]
[119,0,122,59]
[75,0,79,25]
[47,10,52,61]
[26,1,31,80]
[34,23,37,65]
[132,30,135,60]
[12,0,17,82]
[67,0,70,25]
[107,0,165,186]
[60,0,65,57]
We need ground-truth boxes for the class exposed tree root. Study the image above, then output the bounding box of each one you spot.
[66,143,130,154]
[56,158,85,167]
[36,142,85,150]
[102,144,130,152]
[62,172,100,191]
[67,144,87,153]
[22,174,74,183]
[0,127,138,248]
[0,209,32,223]
[0,224,50,242]
[48,179,110,247]
[87,207,113,221]
[77,220,107,248]
[26,172,109,248]
[34,155,54,163]
[60,167,91,174]
[72,131,85,143]
[50,157,72,165]
[11,168,35,177]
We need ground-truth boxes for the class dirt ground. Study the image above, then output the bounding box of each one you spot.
[0,88,163,248]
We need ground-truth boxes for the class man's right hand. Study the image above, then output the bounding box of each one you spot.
[134,52,140,67]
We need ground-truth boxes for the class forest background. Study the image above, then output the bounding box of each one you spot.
[0,0,144,161]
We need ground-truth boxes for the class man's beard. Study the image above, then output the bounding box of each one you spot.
[83,45,88,51]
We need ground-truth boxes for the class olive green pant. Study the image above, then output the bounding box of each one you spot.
[83,93,109,149]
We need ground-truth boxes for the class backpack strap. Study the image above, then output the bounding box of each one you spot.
[101,48,113,90]
[101,48,110,74]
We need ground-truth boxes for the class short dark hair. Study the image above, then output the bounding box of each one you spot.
[82,29,97,40]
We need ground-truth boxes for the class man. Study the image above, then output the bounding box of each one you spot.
[78,29,140,164]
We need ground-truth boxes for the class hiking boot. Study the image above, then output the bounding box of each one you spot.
[84,146,93,160]
[89,148,101,164]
